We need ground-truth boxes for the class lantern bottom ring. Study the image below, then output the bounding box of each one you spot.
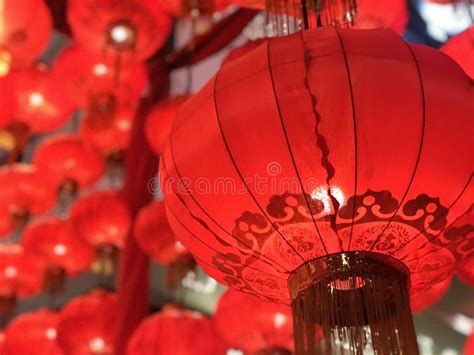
[288,251,419,354]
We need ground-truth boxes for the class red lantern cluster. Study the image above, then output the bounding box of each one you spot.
[57,290,118,355]
[214,289,294,353]
[4,309,62,355]
[127,306,228,355]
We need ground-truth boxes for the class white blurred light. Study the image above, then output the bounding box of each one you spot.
[89,337,106,352]
[45,328,57,340]
[53,244,67,256]
[450,313,473,336]
[310,186,344,213]
[441,349,458,355]
[93,64,108,76]
[29,92,45,107]
[110,25,130,44]
[273,312,287,329]
[227,350,244,355]
[4,266,17,278]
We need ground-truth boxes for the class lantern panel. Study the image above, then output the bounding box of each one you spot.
[441,26,474,79]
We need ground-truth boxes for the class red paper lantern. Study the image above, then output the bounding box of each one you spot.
[145,96,190,156]
[67,0,172,63]
[53,44,148,109]
[0,331,5,354]
[33,134,105,192]
[352,0,408,34]
[459,258,474,286]
[70,190,131,249]
[465,329,474,355]
[0,77,16,128]
[58,290,118,355]
[158,0,231,17]
[441,26,474,79]
[0,164,56,236]
[4,309,62,355]
[80,104,136,157]
[7,66,74,133]
[127,306,228,355]
[223,39,267,65]
[135,201,190,264]
[0,0,52,76]
[410,276,451,313]
[21,217,95,293]
[160,28,473,353]
[0,244,44,316]
[214,289,294,353]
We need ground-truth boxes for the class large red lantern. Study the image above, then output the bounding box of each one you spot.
[0,244,44,315]
[214,289,294,354]
[4,309,62,355]
[80,104,136,157]
[0,164,56,236]
[145,96,190,156]
[160,28,473,354]
[58,290,118,355]
[53,44,148,109]
[67,0,172,63]
[410,276,451,313]
[7,66,74,133]
[0,0,52,77]
[127,306,228,355]
[459,258,474,286]
[33,134,105,196]
[70,190,131,274]
[465,329,474,355]
[441,26,473,79]
[21,217,95,294]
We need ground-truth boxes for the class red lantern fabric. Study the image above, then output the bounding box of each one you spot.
[127,306,228,355]
[465,329,474,355]
[158,0,231,17]
[7,66,74,133]
[0,244,44,298]
[33,134,105,190]
[70,190,132,249]
[410,276,451,313]
[441,26,474,79]
[0,164,56,237]
[0,331,5,354]
[214,289,294,353]
[80,104,136,156]
[21,217,95,276]
[223,39,267,65]
[53,44,148,109]
[145,96,190,156]
[160,28,473,303]
[58,290,118,355]
[4,309,62,355]
[67,0,172,62]
[0,0,52,76]
[459,258,474,287]
[352,0,408,35]
[134,201,190,264]
[0,77,16,128]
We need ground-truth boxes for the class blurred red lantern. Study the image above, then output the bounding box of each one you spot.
[127,306,228,355]
[0,331,5,354]
[21,217,95,294]
[223,39,267,65]
[0,244,44,315]
[0,0,52,77]
[4,309,62,355]
[465,329,474,355]
[80,104,136,157]
[145,96,190,156]
[7,66,74,133]
[0,164,56,236]
[214,289,293,354]
[459,258,474,287]
[0,77,16,128]
[33,134,105,196]
[135,201,190,265]
[135,201,193,289]
[352,0,408,34]
[159,0,231,17]
[70,190,131,275]
[53,44,148,109]
[67,0,172,63]
[161,28,473,353]
[58,290,118,355]
[441,26,473,79]
[410,276,451,313]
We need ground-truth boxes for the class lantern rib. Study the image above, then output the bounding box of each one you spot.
[162,156,291,273]
[333,28,359,252]
[266,36,329,256]
[395,173,473,263]
[166,203,289,279]
[212,68,307,265]
[368,41,427,253]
